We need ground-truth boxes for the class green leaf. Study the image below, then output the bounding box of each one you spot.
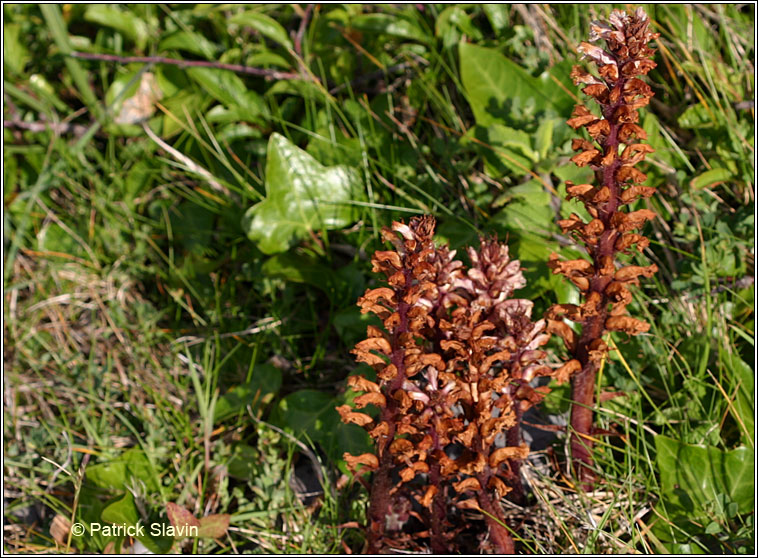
[722,352,754,446]
[535,117,557,161]
[270,389,371,465]
[227,444,258,479]
[436,7,482,48]
[230,11,293,50]
[86,448,159,493]
[214,364,282,421]
[186,67,267,118]
[466,124,536,177]
[262,252,340,297]
[333,306,381,348]
[492,179,553,232]
[101,491,139,528]
[482,5,509,35]
[243,133,364,254]
[102,492,174,554]
[459,42,573,127]
[655,435,754,521]
[690,168,733,190]
[84,5,149,51]
[351,13,430,44]
[678,104,717,129]
[159,30,219,59]
[3,23,30,75]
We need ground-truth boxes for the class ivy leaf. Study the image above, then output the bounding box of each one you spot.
[243,133,364,254]
[655,435,754,519]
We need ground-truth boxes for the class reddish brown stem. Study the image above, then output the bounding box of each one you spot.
[69,51,300,80]
[476,475,515,554]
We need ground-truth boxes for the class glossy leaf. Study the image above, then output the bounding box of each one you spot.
[459,42,573,127]
[243,133,364,254]
[655,435,754,518]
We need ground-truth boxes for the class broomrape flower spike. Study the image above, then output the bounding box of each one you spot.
[549,7,660,487]
[341,216,554,554]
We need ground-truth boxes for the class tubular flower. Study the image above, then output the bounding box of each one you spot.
[549,8,660,486]
[341,216,552,554]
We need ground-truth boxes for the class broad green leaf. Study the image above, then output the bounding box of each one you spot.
[459,42,573,127]
[721,352,754,446]
[492,179,553,232]
[84,5,148,50]
[351,13,430,44]
[262,252,340,297]
[186,67,267,118]
[245,52,292,69]
[101,491,139,529]
[86,448,159,493]
[270,389,372,466]
[243,133,364,254]
[214,364,282,421]
[230,11,293,49]
[101,492,174,553]
[690,167,733,190]
[159,30,219,59]
[466,123,536,177]
[655,435,754,520]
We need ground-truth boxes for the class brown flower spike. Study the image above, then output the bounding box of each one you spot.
[342,216,552,553]
[549,8,660,486]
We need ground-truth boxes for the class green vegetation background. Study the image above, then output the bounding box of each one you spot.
[3,4,754,554]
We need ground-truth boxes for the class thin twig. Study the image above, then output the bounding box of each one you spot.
[4,120,89,136]
[294,4,313,57]
[69,51,300,81]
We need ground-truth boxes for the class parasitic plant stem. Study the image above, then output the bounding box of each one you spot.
[547,8,661,487]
